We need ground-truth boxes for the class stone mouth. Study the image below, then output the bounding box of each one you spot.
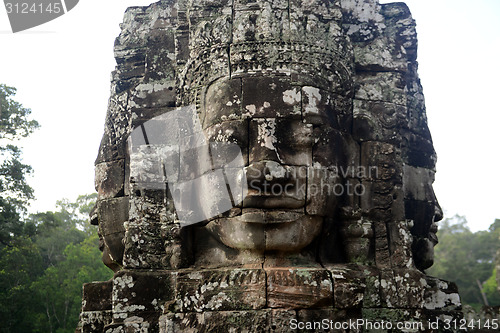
[235,210,303,224]
[242,196,305,209]
[428,232,438,245]
[206,215,324,252]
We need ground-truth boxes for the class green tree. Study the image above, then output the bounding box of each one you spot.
[30,233,112,333]
[428,215,500,308]
[0,84,39,245]
[0,194,113,333]
[483,268,500,305]
[0,237,43,332]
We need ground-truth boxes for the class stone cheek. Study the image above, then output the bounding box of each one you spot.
[96,197,128,271]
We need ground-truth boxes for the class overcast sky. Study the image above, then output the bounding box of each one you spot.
[1,0,499,231]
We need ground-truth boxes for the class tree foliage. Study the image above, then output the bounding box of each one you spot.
[0,194,113,333]
[428,216,500,309]
[0,84,39,245]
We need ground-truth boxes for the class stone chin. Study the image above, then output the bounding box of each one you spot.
[205,211,323,252]
[413,237,436,270]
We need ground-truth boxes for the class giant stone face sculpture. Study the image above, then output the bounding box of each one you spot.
[79,1,462,332]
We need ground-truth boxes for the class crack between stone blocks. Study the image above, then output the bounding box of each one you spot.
[228,0,235,79]
[287,0,291,40]
[244,78,249,167]
[263,259,268,308]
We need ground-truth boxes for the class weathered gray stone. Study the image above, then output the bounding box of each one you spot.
[267,268,333,309]
[95,160,125,199]
[175,268,266,312]
[81,0,463,331]
[160,309,296,333]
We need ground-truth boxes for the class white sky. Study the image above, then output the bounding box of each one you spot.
[1,0,499,231]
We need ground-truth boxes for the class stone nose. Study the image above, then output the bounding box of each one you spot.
[245,161,291,185]
[434,202,443,222]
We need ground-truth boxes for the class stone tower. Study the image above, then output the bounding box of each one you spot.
[79,0,462,331]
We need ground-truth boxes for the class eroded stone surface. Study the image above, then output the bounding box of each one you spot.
[81,0,462,331]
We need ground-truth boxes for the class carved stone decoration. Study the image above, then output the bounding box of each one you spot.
[78,1,463,332]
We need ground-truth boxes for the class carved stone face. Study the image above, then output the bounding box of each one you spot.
[403,164,443,270]
[92,0,444,271]
[198,77,349,253]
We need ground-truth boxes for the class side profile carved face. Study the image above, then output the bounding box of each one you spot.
[404,164,443,270]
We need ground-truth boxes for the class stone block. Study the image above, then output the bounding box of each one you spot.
[205,120,249,167]
[245,119,312,166]
[352,99,407,143]
[230,41,292,76]
[112,270,176,318]
[182,46,230,90]
[129,79,176,110]
[361,266,382,308]
[128,189,167,221]
[129,144,178,188]
[289,0,343,45]
[160,309,296,333]
[175,268,266,312]
[423,277,461,312]
[202,78,243,127]
[82,280,113,312]
[378,270,398,308]
[386,220,413,268]
[123,223,166,269]
[242,76,301,119]
[359,181,394,218]
[381,2,418,61]
[235,0,289,11]
[302,87,338,127]
[95,159,125,199]
[291,45,353,94]
[355,72,407,106]
[306,166,341,217]
[267,268,333,309]
[362,308,426,332]
[187,12,232,53]
[402,132,437,170]
[392,269,427,309]
[353,36,407,72]
[329,265,366,309]
[80,310,113,333]
[97,197,129,267]
[372,221,391,268]
[243,163,307,209]
[95,132,128,165]
[295,308,354,332]
[233,6,289,43]
[312,127,349,169]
